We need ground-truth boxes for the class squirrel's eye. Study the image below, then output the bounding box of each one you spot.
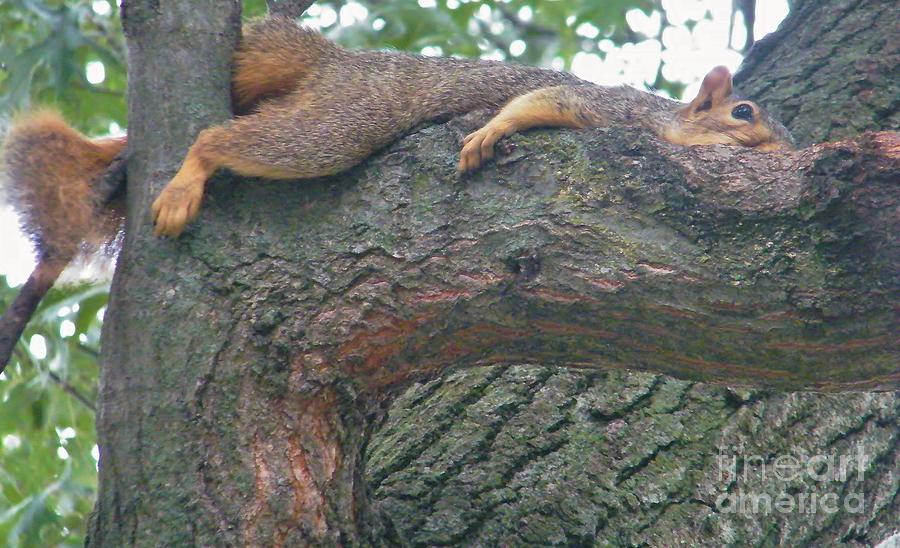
[732,104,754,121]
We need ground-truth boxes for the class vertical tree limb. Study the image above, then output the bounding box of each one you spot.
[265,0,315,18]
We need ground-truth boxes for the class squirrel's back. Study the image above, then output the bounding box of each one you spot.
[234,16,583,122]
[233,17,340,114]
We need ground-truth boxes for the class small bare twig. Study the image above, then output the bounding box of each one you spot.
[495,5,557,37]
[11,347,96,412]
[48,371,97,412]
[729,0,756,52]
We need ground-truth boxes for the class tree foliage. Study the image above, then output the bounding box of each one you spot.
[0,0,126,135]
[0,275,103,547]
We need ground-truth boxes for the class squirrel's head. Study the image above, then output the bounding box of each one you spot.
[666,66,794,151]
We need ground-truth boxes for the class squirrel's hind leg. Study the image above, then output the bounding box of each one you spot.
[151,133,217,237]
[151,123,305,237]
[152,102,389,237]
[232,19,337,115]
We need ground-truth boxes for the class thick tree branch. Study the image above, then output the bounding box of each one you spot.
[91,118,898,544]
[124,123,893,542]
[218,123,896,394]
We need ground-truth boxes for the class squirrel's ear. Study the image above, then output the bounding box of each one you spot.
[684,66,734,114]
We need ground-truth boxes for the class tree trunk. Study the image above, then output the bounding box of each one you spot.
[87,1,244,545]
[734,0,899,146]
[89,0,898,546]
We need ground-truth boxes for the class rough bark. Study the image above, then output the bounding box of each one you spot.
[734,0,899,146]
[371,367,898,546]
[369,0,900,545]
[93,115,898,544]
[87,1,243,545]
[89,1,899,546]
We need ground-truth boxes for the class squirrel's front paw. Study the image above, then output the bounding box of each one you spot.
[458,120,513,173]
[151,179,205,237]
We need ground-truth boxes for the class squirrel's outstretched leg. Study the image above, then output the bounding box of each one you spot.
[151,124,304,237]
[152,100,393,237]
[152,126,297,237]
[459,86,597,172]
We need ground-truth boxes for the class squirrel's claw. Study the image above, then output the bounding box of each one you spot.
[151,177,205,237]
[458,120,512,173]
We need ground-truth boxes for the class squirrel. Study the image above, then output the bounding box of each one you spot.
[2,16,794,271]
[3,16,792,247]
[149,17,793,237]
[0,16,793,368]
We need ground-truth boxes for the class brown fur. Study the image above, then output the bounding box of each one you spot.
[2,110,125,260]
[3,16,793,244]
[232,19,339,115]
[154,18,792,235]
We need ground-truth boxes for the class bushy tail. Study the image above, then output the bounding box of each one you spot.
[232,16,339,114]
[2,110,126,262]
